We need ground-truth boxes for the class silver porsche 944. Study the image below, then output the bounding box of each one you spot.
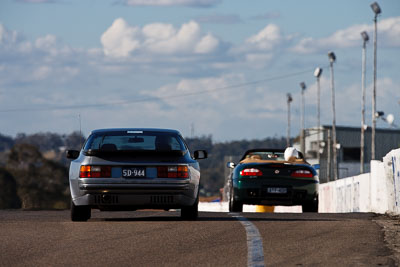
[66,128,207,221]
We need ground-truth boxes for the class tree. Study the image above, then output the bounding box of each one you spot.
[0,133,14,151]
[6,144,69,210]
[0,168,21,209]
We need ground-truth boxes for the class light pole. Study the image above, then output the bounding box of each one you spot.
[360,31,369,173]
[286,93,293,147]
[300,82,306,155]
[371,1,381,160]
[328,51,338,180]
[314,67,323,164]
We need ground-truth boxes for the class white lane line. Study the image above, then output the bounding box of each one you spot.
[230,213,265,267]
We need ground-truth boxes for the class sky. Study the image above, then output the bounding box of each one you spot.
[0,0,399,141]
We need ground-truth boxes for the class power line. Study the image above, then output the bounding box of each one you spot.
[0,68,318,113]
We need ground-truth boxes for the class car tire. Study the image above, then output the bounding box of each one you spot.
[71,200,91,221]
[229,187,243,212]
[181,191,199,220]
[302,196,319,213]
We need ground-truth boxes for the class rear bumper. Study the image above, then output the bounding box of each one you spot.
[233,178,318,206]
[72,181,197,209]
[234,190,318,206]
[73,193,196,210]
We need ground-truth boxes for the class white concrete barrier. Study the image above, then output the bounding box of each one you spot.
[384,148,400,214]
[319,148,400,215]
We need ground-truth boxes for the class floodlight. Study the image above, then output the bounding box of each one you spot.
[375,111,384,118]
[328,51,336,63]
[286,93,293,103]
[370,2,381,15]
[314,67,323,78]
[361,31,369,42]
[300,82,306,90]
[387,114,395,125]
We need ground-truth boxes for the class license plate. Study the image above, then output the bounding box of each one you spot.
[122,167,146,178]
[267,187,287,194]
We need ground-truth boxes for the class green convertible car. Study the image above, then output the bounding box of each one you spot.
[226,148,319,212]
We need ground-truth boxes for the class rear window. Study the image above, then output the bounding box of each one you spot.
[83,131,185,152]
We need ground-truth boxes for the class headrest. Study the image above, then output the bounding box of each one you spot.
[284,147,299,161]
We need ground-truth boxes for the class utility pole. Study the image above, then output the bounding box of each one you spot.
[371,2,381,160]
[360,31,369,173]
[300,82,306,154]
[314,68,323,164]
[286,93,293,147]
[327,129,331,182]
[328,51,338,180]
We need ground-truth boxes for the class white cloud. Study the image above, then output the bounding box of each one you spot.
[101,18,141,58]
[146,74,288,119]
[100,19,221,58]
[379,17,400,47]
[0,24,17,44]
[121,0,221,7]
[35,34,57,49]
[146,21,202,54]
[232,24,294,68]
[300,76,400,129]
[0,24,27,52]
[133,74,283,137]
[246,24,285,51]
[142,23,176,40]
[292,17,400,54]
[195,34,219,54]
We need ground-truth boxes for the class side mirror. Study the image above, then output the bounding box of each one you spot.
[193,150,207,160]
[226,162,236,169]
[66,150,80,160]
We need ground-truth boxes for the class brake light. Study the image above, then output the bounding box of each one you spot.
[79,165,112,178]
[291,169,313,178]
[157,166,189,178]
[240,168,262,176]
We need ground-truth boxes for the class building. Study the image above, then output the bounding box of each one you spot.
[294,125,400,183]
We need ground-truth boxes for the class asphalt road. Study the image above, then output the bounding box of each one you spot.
[0,210,398,266]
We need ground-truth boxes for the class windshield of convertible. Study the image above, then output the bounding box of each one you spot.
[83,131,186,152]
[244,151,285,161]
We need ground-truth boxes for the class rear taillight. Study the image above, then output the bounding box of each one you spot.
[79,165,112,178]
[240,168,262,176]
[291,169,313,178]
[157,166,189,178]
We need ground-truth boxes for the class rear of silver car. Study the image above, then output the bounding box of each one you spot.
[67,129,207,221]
[69,160,200,209]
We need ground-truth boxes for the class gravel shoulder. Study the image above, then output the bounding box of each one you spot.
[375,214,400,265]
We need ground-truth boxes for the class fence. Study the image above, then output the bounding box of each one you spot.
[319,148,400,215]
